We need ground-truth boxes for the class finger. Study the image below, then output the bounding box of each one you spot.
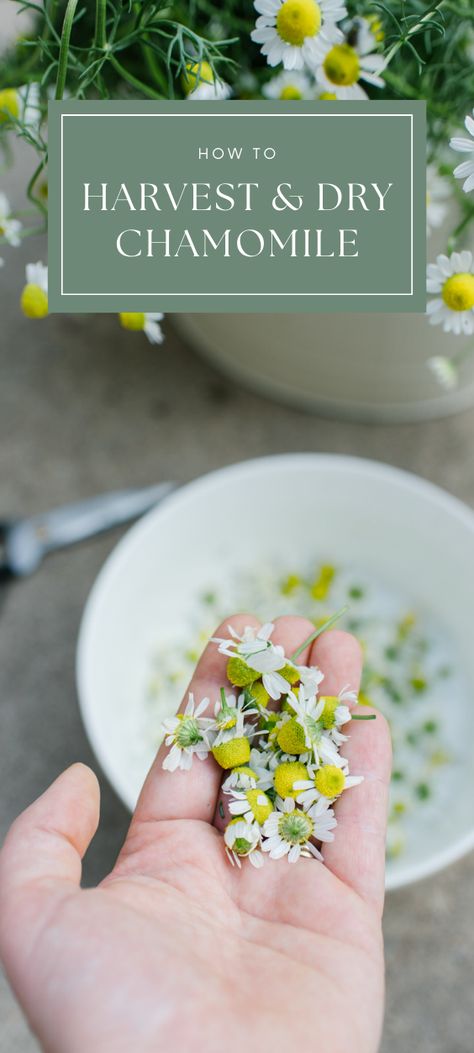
[214,614,318,832]
[270,614,318,673]
[131,613,261,826]
[310,627,363,698]
[0,764,99,975]
[312,630,392,915]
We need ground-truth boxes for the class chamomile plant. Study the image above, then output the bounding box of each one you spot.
[1,1,474,377]
[160,613,372,868]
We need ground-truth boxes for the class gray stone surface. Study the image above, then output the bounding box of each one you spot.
[1,145,474,1053]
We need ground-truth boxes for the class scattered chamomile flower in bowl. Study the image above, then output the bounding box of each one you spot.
[77,455,474,890]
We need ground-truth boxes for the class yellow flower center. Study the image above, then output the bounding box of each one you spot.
[281,573,302,595]
[280,663,300,685]
[279,810,314,844]
[320,696,340,730]
[277,717,307,755]
[227,656,256,687]
[21,283,48,319]
[245,789,273,825]
[182,61,214,94]
[368,14,384,42]
[0,224,4,236]
[274,761,309,799]
[276,0,321,46]
[279,84,303,100]
[318,91,337,100]
[311,564,336,600]
[323,44,360,86]
[119,312,146,331]
[314,765,346,798]
[212,737,251,769]
[442,273,474,312]
[0,89,19,121]
[248,681,270,708]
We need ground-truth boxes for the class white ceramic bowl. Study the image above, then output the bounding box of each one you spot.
[77,454,474,889]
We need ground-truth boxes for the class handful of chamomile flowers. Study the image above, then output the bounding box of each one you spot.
[161,616,372,869]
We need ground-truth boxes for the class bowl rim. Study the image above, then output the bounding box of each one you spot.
[76,452,474,890]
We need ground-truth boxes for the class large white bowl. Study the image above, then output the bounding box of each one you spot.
[77,454,474,889]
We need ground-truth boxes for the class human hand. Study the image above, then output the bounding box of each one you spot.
[0,615,391,1053]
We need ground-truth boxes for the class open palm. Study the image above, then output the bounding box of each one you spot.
[0,615,391,1053]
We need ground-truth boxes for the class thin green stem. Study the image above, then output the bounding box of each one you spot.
[382,0,447,69]
[55,0,80,99]
[290,607,348,662]
[94,0,107,49]
[140,42,168,93]
[26,157,48,217]
[107,54,164,98]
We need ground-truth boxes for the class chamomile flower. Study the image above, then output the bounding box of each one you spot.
[119,312,164,345]
[211,692,256,748]
[426,164,451,237]
[212,735,252,769]
[216,622,294,700]
[161,693,213,771]
[426,251,474,335]
[263,69,313,100]
[228,788,274,826]
[0,193,22,247]
[224,818,264,868]
[428,355,458,390]
[296,663,324,698]
[223,766,259,792]
[222,748,274,792]
[316,32,384,100]
[182,61,231,100]
[319,685,356,731]
[262,797,322,862]
[450,108,474,194]
[306,795,338,841]
[212,621,275,658]
[350,14,384,54]
[276,702,343,767]
[251,0,347,73]
[20,261,48,319]
[0,83,41,132]
[213,690,255,732]
[273,760,309,798]
[295,762,363,807]
[245,645,293,701]
[283,689,324,747]
[284,686,345,761]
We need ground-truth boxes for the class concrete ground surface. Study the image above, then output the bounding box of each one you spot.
[1,96,474,1050]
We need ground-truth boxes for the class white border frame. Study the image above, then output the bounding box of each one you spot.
[60,112,414,298]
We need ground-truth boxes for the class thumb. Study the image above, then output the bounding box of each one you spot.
[0,763,100,977]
